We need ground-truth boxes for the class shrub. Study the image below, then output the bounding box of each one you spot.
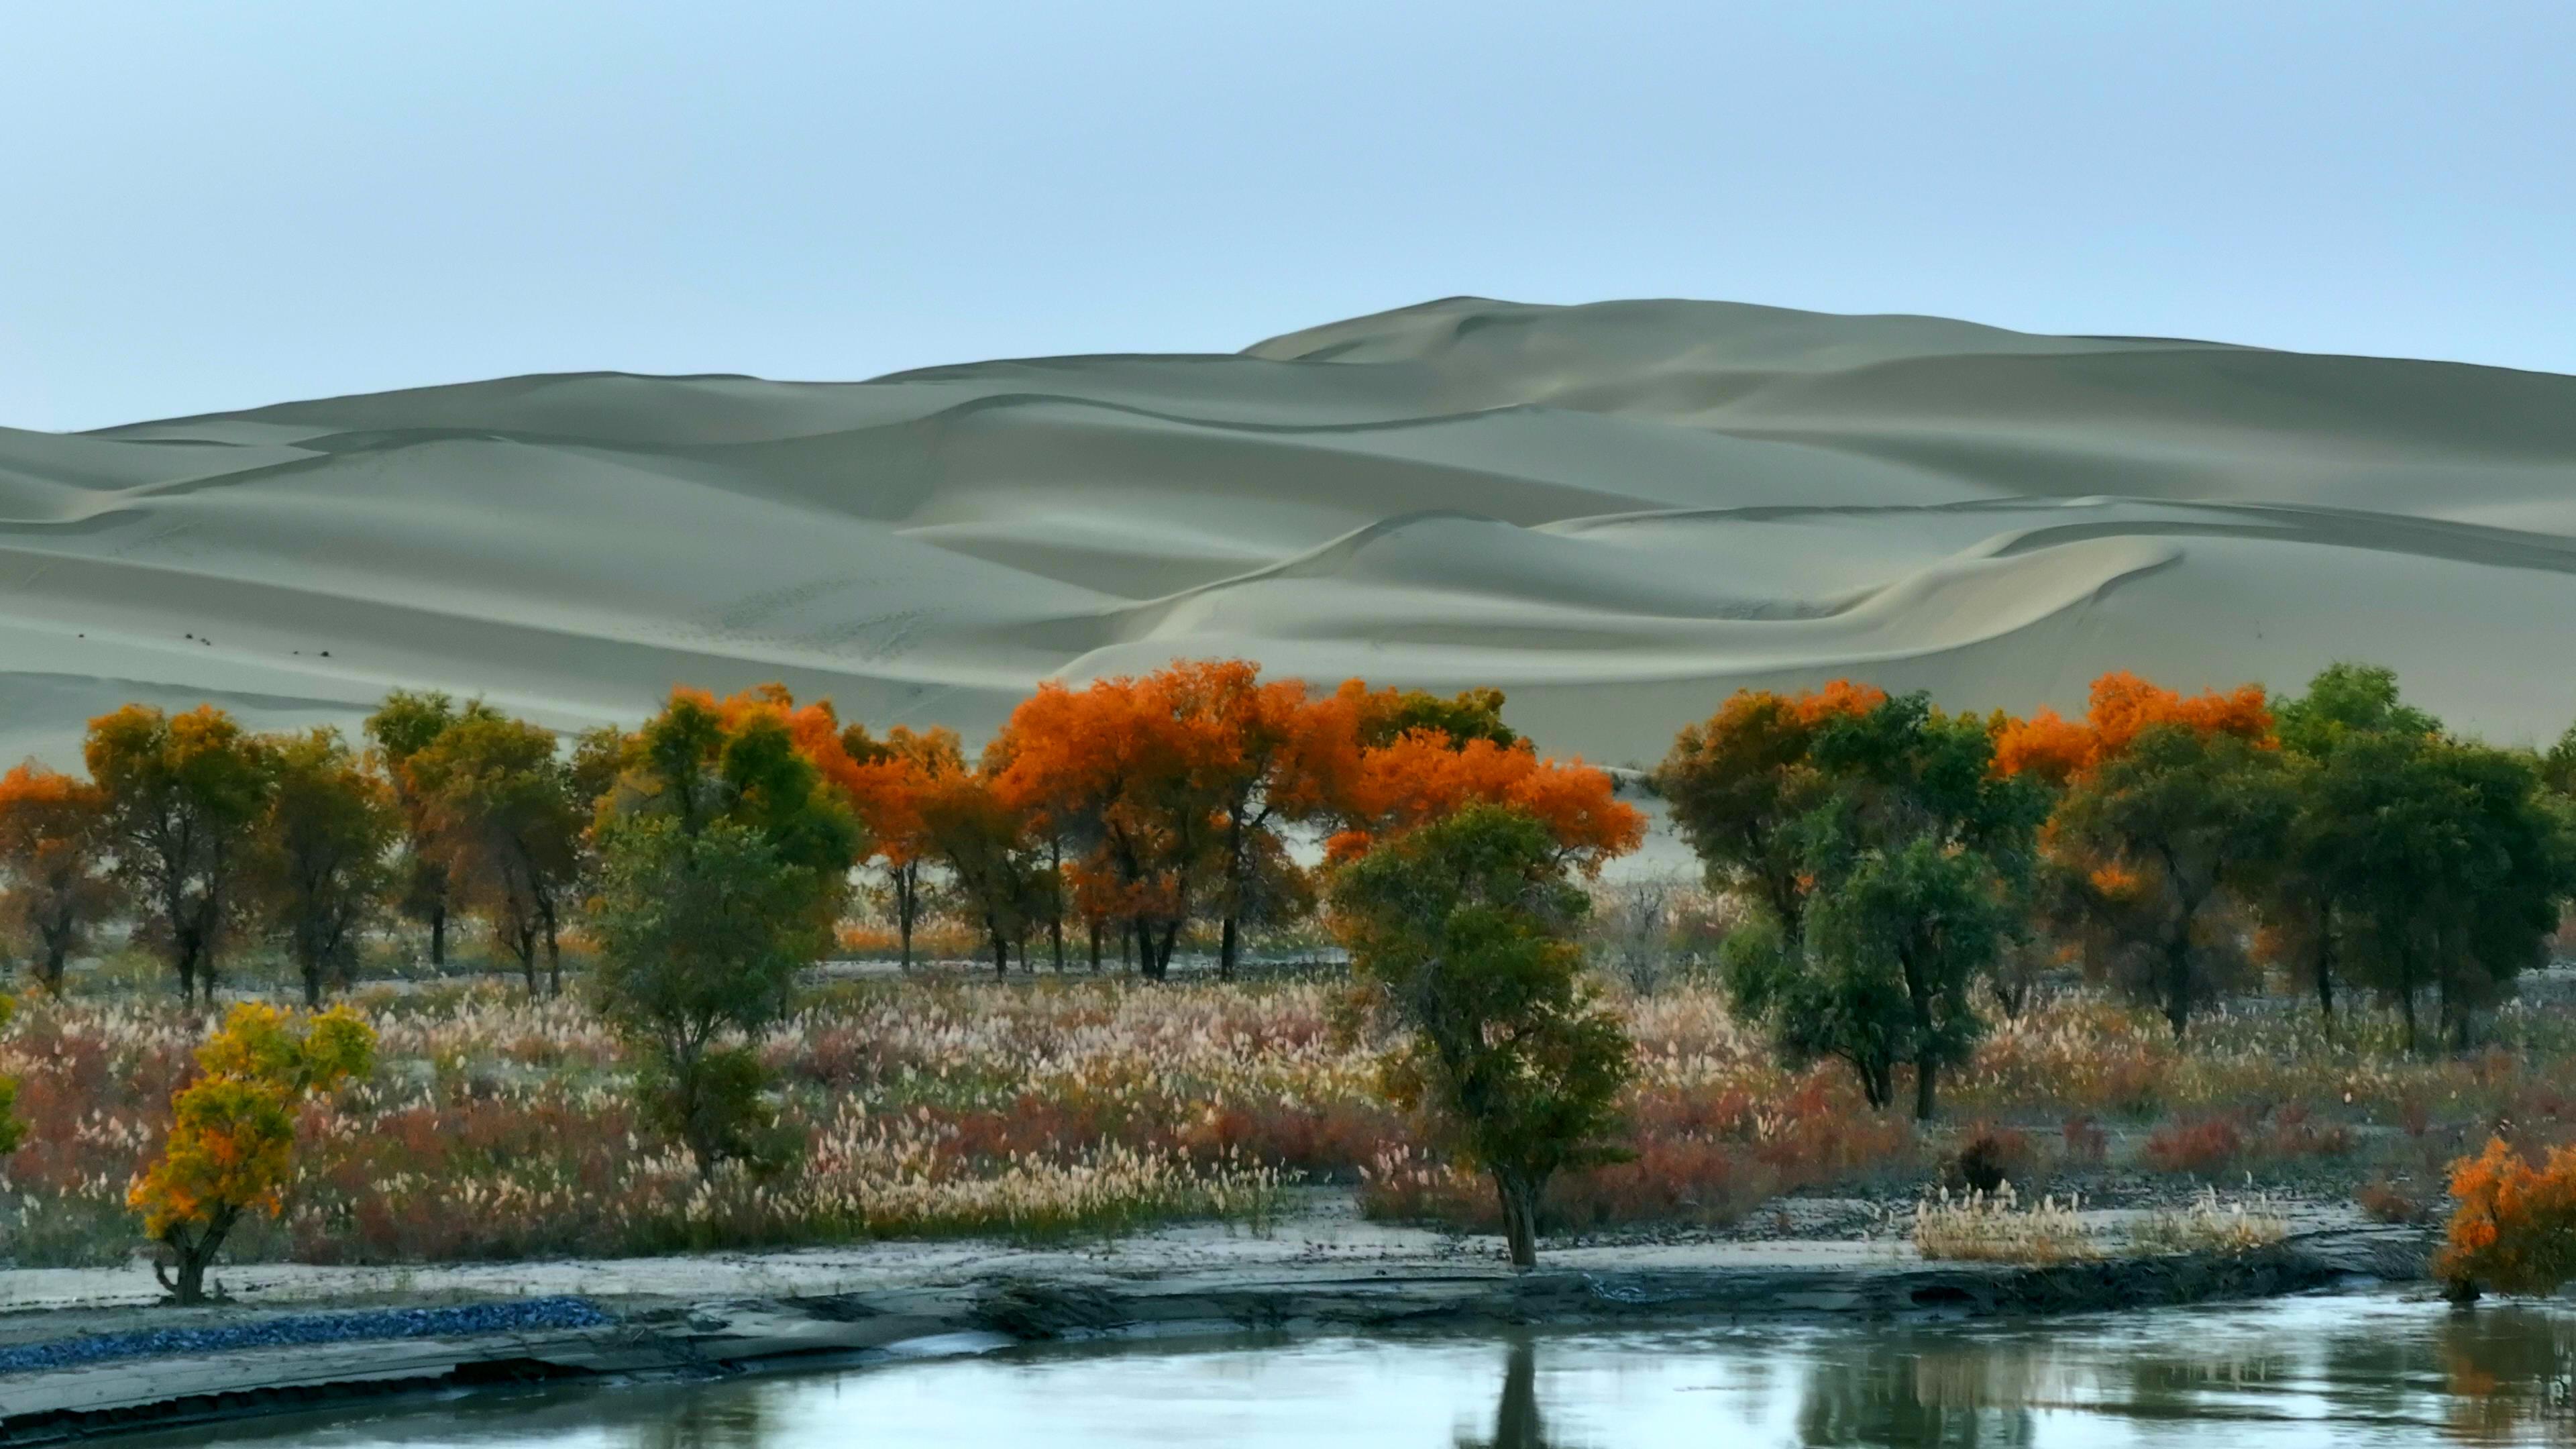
[1945,1124,2035,1194]
[2436,1137,2576,1300]
[2143,1114,2243,1175]
[2355,1179,2427,1224]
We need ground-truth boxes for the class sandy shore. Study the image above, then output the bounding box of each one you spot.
[0,1190,2432,1442]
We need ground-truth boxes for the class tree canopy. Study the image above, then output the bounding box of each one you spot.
[1331,804,1633,1268]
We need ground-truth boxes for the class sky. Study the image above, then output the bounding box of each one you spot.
[4,1,2571,432]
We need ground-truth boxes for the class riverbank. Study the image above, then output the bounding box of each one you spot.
[0,1191,2433,1444]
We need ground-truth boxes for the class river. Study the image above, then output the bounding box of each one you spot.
[133,1292,2576,1447]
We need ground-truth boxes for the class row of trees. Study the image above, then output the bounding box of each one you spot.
[0,667,1642,1010]
[1660,665,2576,1118]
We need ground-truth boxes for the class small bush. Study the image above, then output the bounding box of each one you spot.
[1945,1124,2035,1194]
[2143,1115,2243,1175]
[2354,1179,2427,1225]
[2436,1137,2576,1299]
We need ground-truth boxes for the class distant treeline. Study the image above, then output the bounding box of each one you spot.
[0,663,1636,1005]
[3,660,2571,1083]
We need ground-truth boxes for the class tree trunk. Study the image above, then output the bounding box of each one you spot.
[2314,922,2336,1023]
[2162,936,2194,1040]
[1048,838,1066,972]
[896,866,916,972]
[155,1211,236,1306]
[991,926,1010,977]
[1493,1170,1541,1269]
[2400,980,2419,1055]
[1087,917,1103,973]
[1913,1059,1938,1122]
[544,910,562,998]
[300,951,323,1008]
[38,933,68,996]
[429,902,447,967]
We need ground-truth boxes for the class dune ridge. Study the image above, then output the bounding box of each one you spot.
[3,296,2573,767]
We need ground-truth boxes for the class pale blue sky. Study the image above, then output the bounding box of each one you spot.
[5,1,2570,432]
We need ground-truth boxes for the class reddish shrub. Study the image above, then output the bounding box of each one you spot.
[2144,1115,2243,1175]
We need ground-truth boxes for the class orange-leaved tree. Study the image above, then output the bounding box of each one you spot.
[0,763,121,996]
[912,763,1051,976]
[1334,731,1642,876]
[845,724,970,971]
[994,669,1235,981]
[2435,1137,2576,1303]
[128,1002,376,1305]
[1998,671,2287,1037]
[1992,671,2271,786]
[1653,682,1886,939]
[1172,662,1360,979]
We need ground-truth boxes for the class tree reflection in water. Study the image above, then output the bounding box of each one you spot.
[1792,1334,2041,1447]
[1456,1340,1551,1449]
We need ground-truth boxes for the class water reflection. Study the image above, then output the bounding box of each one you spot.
[1454,1341,1552,1449]
[155,1293,2576,1449]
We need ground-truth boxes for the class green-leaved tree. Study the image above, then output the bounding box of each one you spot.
[1330,804,1632,1269]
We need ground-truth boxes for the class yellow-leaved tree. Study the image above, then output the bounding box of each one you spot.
[128,1003,375,1304]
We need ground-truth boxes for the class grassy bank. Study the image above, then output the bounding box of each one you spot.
[4,971,2568,1272]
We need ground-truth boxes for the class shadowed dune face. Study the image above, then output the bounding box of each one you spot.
[3,295,2573,766]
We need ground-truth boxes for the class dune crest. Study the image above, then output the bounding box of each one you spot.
[4,297,2573,765]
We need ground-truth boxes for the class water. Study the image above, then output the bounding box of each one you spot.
[148,1293,2576,1447]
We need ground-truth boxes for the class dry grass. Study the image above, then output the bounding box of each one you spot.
[2128,1187,2290,1255]
[1913,1184,2098,1265]
[6,972,2576,1269]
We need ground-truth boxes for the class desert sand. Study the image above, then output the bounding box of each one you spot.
[4,296,2573,769]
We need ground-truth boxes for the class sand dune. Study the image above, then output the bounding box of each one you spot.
[4,296,2573,769]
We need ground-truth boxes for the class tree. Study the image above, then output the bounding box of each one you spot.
[0,763,121,996]
[2305,733,2569,1051]
[1715,692,2037,1118]
[1654,682,1886,938]
[2267,663,2442,1023]
[403,712,584,997]
[588,815,826,1177]
[364,690,496,967]
[608,688,865,883]
[1354,685,1519,749]
[845,724,969,971]
[85,705,275,1003]
[1330,804,1633,1269]
[2047,725,2292,1038]
[1336,731,1643,875]
[0,994,21,1159]
[913,768,1044,977]
[250,729,399,1006]
[1172,661,1356,979]
[127,1003,375,1305]
[1995,672,2287,1039]
[995,672,1231,980]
